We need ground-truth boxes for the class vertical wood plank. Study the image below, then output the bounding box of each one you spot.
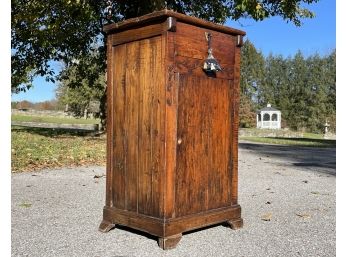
[175,75,210,216]
[112,44,127,209]
[150,36,164,217]
[207,78,231,209]
[136,36,164,217]
[164,31,178,219]
[175,76,233,216]
[137,38,152,215]
[125,40,140,212]
[231,40,240,205]
[105,35,114,207]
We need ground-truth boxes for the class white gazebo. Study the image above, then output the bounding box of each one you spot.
[256,103,281,129]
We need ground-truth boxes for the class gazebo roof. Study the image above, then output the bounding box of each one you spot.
[257,104,280,113]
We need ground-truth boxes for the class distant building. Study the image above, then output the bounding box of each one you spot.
[256,103,281,129]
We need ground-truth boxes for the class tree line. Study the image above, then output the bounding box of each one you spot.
[239,40,336,133]
[11,100,63,111]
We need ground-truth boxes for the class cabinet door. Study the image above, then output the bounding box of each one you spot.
[175,75,234,217]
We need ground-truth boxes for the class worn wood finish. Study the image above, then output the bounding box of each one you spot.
[100,10,245,250]
[111,17,176,46]
[227,218,244,230]
[231,39,242,205]
[158,234,182,250]
[175,75,233,216]
[101,204,241,237]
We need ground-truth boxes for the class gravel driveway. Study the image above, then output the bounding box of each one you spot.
[11,142,336,257]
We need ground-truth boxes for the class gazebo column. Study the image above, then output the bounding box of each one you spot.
[278,112,281,129]
[260,111,263,129]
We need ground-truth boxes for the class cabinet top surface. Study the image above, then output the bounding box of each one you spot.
[103,9,246,36]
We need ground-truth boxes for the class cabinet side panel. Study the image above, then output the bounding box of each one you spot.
[112,35,164,216]
[112,44,127,209]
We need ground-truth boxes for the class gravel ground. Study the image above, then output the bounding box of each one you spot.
[11,142,336,257]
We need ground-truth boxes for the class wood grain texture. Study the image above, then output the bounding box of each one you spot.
[110,36,165,216]
[110,18,176,46]
[112,43,126,210]
[124,40,140,212]
[102,204,241,237]
[165,205,241,236]
[175,75,233,216]
[164,31,178,219]
[231,39,241,205]
[105,35,114,208]
[158,234,182,250]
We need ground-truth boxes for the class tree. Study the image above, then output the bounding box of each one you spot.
[261,54,291,125]
[16,100,34,110]
[304,53,327,132]
[239,93,256,128]
[240,39,265,103]
[323,50,336,132]
[56,50,106,118]
[12,0,320,127]
[239,39,264,127]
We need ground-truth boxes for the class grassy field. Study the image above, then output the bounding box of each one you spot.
[12,114,100,125]
[11,126,106,172]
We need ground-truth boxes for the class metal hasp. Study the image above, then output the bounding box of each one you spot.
[203,32,222,74]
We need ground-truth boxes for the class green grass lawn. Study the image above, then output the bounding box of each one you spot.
[240,136,335,148]
[11,126,106,172]
[12,114,100,125]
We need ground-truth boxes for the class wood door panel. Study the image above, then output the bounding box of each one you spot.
[175,75,233,217]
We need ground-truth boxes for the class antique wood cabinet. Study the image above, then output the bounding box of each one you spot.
[99,10,245,250]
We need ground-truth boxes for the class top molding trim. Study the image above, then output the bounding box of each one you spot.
[103,9,246,36]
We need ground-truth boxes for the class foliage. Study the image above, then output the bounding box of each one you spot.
[239,93,256,128]
[11,126,106,172]
[240,39,265,102]
[55,48,106,118]
[11,0,104,92]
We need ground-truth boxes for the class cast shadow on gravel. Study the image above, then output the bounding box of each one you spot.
[239,142,336,176]
[111,223,225,245]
